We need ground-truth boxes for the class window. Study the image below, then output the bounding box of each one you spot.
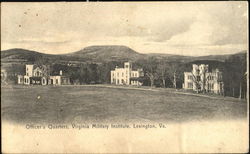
[122,73,124,77]
[211,83,214,89]
[197,69,200,74]
[56,79,58,84]
[196,76,201,81]
[26,73,29,76]
[117,79,119,84]
[188,82,193,89]
[218,75,222,80]
[208,83,214,90]
[117,72,119,77]
[188,75,192,80]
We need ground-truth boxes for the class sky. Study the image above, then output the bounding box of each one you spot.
[1,2,248,56]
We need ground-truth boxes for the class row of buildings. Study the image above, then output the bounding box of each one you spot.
[17,65,70,85]
[15,62,224,94]
[111,62,224,94]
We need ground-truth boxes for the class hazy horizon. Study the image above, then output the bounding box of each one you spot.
[1,2,248,56]
[1,45,247,57]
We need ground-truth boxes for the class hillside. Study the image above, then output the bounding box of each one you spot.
[1,47,246,65]
[146,53,191,62]
[1,48,88,65]
[145,52,245,63]
[1,48,46,62]
[67,45,145,62]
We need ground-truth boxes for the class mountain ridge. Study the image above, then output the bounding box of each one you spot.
[1,46,247,64]
[65,45,145,62]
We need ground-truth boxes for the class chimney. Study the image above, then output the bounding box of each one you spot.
[60,70,63,76]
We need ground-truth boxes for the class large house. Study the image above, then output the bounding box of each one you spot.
[183,64,224,94]
[17,64,70,85]
[111,62,144,86]
[1,69,7,84]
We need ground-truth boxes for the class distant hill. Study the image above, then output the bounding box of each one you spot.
[192,54,232,62]
[145,51,247,63]
[1,48,45,61]
[1,48,88,65]
[146,53,191,62]
[1,47,247,65]
[66,45,145,62]
[194,50,247,62]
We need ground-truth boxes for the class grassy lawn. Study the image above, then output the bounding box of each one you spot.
[1,85,247,124]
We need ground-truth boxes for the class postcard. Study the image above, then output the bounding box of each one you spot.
[1,2,248,153]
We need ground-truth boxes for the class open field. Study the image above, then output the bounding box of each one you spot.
[1,85,247,124]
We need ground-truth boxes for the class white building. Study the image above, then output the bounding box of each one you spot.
[183,64,224,94]
[18,64,70,85]
[111,62,144,86]
[1,69,7,84]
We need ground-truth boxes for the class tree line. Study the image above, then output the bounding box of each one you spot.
[2,52,247,99]
[49,53,248,99]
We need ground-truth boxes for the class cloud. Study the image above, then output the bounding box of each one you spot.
[1,2,248,55]
[165,2,248,46]
[145,17,195,42]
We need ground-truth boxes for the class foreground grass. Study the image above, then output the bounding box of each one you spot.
[1,85,247,124]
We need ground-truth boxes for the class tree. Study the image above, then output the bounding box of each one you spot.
[223,53,247,98]
[86,63,98,84]
[97,61,122,84]
[68,66,80,84]
[156,60,168,88]
[6,64,25,84]
[97,64,108,83]
[143,57,158,87]
[165,62,182,89]
[79,64,88,84]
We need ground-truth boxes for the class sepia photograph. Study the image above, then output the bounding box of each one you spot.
[1,1,248,153]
